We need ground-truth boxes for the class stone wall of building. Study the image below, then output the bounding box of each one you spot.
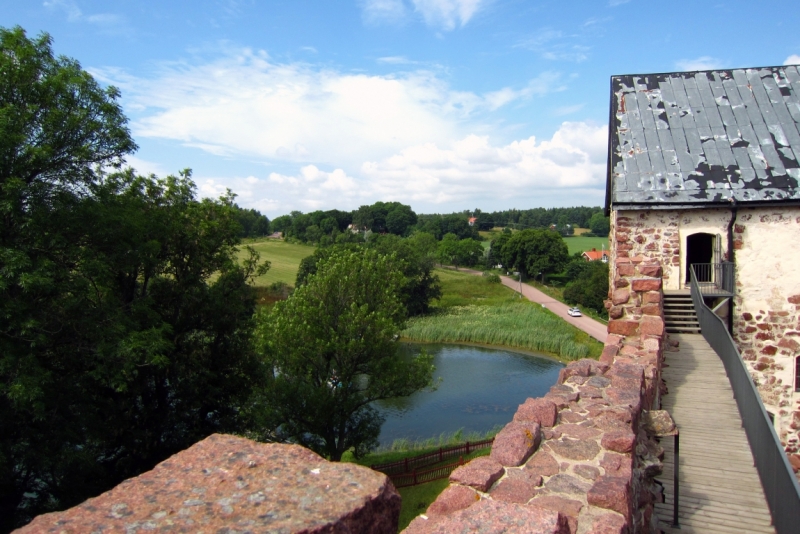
[404,257,667,534]
[612,206,800,474]
[731,209,800,468]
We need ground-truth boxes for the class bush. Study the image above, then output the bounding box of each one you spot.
[482,272,501,283]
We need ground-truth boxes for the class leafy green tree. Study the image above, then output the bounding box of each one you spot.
[489,232,512,268]
[456,238,485,267]
[368,234,442,316]
[255,249,434,461]
[588,212,610,236]
[502,229,569,278]
[232,205,270,237]
[297,236,441,317]
[437,232,461,266]
[386,205,417,236]
[563,260,609,315]
[0,28,268,529]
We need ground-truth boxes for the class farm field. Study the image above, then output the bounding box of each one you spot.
[237,238,315,286]
[563,235,609,255]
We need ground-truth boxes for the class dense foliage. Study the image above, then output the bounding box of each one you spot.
[232,204,271,237]
[436,233,485,268]
[562,258,610,315]
[489,229,569,278]
[0,27,268,530]
[296,233,442,317]
[254,249,435,461]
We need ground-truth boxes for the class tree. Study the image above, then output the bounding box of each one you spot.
[563,260,609,315]
[297,236,442,317]
[0,28,269,529]
[232,205,270,237]
[455,238,485,267]
[256,249,434,461]
[588,212,610,236]
[437,233,461,267]
[386,205,417,236]
[502,229,569,278]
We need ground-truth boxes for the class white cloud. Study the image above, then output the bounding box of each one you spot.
[358,121,608,207]
[123,155,169,177]
[192,121,608,216]
[44,0,122,27]
[95,49,564,169]
[360,0,487,30]
[785,54,800,66]
[377,56,417,64]
[516,28,591,63]
[675,56,723,71]
[361,0,407,25]
[410,0,486,30]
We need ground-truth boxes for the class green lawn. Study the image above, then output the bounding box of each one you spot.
[563,235,610,256]
[237,238,316,287]
[433,268,519,308]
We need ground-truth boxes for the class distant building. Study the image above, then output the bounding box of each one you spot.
[468,217,477,226]
[582,248,608,263]
[605,65,800,454]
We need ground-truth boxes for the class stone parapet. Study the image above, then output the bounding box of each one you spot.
[15,434,401,534]
[403,249,667,533]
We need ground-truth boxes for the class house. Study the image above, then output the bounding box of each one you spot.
[582,247,609,262]
[468,217,477,226]
[605,65,800,455]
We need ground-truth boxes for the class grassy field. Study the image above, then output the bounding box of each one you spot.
[433,268,519,308]
[237,238,315,287]
[403,269,603,361]
[563,235,610,255]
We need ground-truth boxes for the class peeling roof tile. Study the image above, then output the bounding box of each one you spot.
[608,66,800,210]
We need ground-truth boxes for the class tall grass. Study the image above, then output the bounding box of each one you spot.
[403,302,592,361]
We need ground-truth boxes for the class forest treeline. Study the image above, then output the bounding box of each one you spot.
[270,204,609,245]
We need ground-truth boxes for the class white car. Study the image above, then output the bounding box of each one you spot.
[567,307,582,317]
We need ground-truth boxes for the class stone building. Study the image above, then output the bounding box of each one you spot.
[605,65,800,458]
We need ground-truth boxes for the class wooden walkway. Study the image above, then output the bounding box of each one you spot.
[655,333,775,533]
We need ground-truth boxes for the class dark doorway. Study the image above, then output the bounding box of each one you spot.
[686,233,714,283]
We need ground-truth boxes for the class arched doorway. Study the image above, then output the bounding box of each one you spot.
[685,233,715,283]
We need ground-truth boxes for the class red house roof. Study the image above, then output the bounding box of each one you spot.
[582,248,608,261]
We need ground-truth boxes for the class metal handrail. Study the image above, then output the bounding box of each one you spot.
[690,268,800,533]
[689,262,735,296]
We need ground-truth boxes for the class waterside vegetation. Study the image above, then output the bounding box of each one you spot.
[401,269,603,361]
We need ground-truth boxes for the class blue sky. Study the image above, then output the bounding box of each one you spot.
[3,1,800,217]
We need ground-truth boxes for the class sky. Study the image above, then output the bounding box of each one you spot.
[3,1,800,218]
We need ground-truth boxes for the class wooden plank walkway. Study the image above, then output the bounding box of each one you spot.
[655,333,775,533]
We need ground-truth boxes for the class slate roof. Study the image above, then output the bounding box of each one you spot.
[606,66,800,213]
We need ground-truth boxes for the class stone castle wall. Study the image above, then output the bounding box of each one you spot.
[611,206,800,472]
[404,257,668,534]
[15,434,402,534]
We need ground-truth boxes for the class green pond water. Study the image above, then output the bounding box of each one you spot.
[374,343,564,445]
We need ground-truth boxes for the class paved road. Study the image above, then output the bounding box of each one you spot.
[457,268,608,343]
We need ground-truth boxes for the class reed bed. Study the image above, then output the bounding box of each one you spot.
[403,302,590,361]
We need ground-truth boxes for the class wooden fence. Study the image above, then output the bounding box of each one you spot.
[370,438,494,478]
[390,457,466,488]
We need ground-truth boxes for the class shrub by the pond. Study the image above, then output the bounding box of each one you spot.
[403,303,595,361]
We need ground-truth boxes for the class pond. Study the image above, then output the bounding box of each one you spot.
[374,343,564,446]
